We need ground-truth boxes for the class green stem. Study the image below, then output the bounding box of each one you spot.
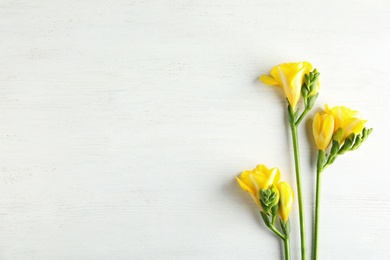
[295,108,309,126]
[313,162,323,260]
[268,224,290,260]
[268,224,285,240]
[283,236,291,260]
[289,123,307,260]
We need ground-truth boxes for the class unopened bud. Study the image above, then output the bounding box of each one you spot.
[339,133,355,154]
[260,185,280,214]
[330,140,340,157]
[301,84,309,98]
[306,93,319,109]
[332,128,344,144]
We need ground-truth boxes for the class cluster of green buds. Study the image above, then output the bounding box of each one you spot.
[259,184,292,238]
[301,69,320,111]
[318,127,373,170]
[259,185,280,224]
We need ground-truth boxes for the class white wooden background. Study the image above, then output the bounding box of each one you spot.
[0,1,389,259]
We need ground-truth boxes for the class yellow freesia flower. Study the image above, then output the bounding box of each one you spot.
[312,112,335,151]
[236,164,281,207]
[277,182,294,222]
[260,62,313,110]
[324,104,367,142]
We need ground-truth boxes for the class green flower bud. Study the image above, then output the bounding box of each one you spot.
[339,133,355,154]
[327,156,337,165]
[362,127,373,141]
[260,185,280,214]
[301,84,309,99]
[332,128,344,144]
[304,74,310,85]
[330,140,340,157]
[306,93,318,109]
[351,135,363,150]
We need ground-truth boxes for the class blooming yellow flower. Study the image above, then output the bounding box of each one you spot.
[312,112,335,151]
[277,182,294,222]
[236,164,281,207]
[260,62,313,110]
[324,104,367,142]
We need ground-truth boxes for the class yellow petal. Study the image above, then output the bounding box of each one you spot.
[341,118,366,140]
[254,164,269,173]
[313,113,322,148]
[301,61,313,72]
[320,114,335,150]
[325,104,360,131]
[236,170,256,193]
[249,192,261,208]
[277,182,294,222]
[250,173,268,193]
[269,65,284,87]
[286,66,307,110]
[264,167,281,189]
[259,75,279,86]
[236,176,262,208]
[236,176,254,194]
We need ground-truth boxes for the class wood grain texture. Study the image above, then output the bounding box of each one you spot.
[0,0,389,259]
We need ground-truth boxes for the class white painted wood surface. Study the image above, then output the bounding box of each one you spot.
[0,1,389,259]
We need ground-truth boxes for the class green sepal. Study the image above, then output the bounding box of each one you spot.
[287,103,295,125]
[260,211,271,227]
[317,150,327,170]
[280,218,290,236]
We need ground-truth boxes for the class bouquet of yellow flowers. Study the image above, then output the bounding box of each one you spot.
[236,62,372,260]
